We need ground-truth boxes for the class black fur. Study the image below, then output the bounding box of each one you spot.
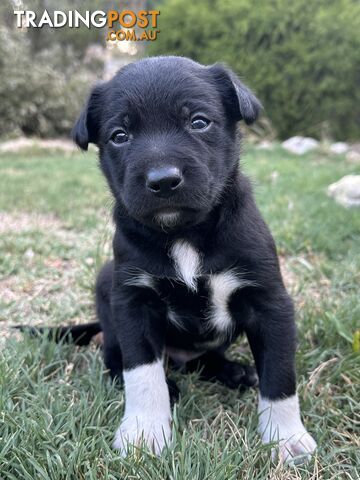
[22,57,297,405]
[14,322,101,346]
[76,56,295,401]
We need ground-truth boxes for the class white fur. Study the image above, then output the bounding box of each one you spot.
[208,271,251,333]
[155,211,181,228]
[113,360,172,456]
[168,307,187,331]
[124,272,155,290]
[258,394,317,463]
[170,240,201,291]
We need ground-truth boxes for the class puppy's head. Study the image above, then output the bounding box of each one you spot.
[73,56,261,231]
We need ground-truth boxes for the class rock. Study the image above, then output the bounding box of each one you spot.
[327,175,360,208]
[282,136,319,155]
[329,142,349,154]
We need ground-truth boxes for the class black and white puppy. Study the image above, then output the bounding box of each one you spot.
[72,56,316,461]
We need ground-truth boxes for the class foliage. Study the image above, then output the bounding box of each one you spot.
[0,0,108,138]
[0,26,98,138]
[150,0,360,140]
[0,0,105,56]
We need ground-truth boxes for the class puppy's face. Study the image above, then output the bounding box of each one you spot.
[73,57,261,230]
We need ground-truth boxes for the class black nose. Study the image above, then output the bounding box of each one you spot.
[146,167,183,197]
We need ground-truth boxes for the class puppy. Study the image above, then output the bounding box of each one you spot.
[33,56,318,462]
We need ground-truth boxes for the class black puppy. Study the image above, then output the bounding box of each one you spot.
[37,56,318,461]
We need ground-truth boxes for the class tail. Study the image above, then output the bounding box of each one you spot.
[14,322,102,346]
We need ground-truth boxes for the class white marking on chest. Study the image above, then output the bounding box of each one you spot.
[258,394,317,463]
[113,360,172,456]
[208,271,251,333]
[170,240,201,291]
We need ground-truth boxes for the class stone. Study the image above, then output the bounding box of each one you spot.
[329,142,349,154]
[282,136,319,155]
[327,175,360,208]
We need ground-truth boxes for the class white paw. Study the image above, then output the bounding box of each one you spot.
[276,429,317,464]
[115,360,172,456]
[113,414,172,456]
[258,394,317,464]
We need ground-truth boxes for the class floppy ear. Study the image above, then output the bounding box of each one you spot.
[72,83,104,150]
[208,64,262,124]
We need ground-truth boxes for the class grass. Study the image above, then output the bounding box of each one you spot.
[0,144,359,479]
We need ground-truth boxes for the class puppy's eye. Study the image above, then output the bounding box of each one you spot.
[190,116,210,130]
[110,129,128,144]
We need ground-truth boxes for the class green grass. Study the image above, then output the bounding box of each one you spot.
[0,145,359,479]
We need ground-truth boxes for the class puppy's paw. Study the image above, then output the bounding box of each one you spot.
[113,414,172,456]
[276,429,317,465]
[219,362,258,389]
[258,394,317,465]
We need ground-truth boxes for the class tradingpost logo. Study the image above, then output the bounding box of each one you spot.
[13,8,161,42]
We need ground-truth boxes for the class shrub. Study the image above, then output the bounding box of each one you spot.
[150,0,360,140]
[0,27,97,138]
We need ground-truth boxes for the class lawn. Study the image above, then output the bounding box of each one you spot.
[0,144,359,479]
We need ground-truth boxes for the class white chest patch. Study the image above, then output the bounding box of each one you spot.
[207,271,251,333]
[170,240,201,291]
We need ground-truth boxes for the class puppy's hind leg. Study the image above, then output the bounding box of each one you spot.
[185,350,258,390]
[96,261,123,380]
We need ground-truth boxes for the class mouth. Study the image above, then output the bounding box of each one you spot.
[134,204,208,231]
[153,209,182,228]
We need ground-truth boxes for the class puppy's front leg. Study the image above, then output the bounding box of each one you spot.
[111,285,171,456]
[246,288,317,463]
